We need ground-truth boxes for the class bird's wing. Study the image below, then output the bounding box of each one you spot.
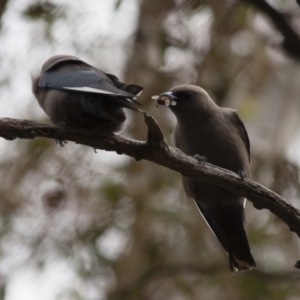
[104,72,143,96]
[38,70,138,98]
[183,177,255,272]
[231,112,250,162]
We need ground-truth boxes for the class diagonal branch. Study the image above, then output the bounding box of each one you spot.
[242,0,300,60]
[0,115,300,246]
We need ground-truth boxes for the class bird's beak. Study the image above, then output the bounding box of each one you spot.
[151,92,178,106]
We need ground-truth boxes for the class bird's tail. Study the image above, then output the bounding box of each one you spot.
[197,202,256,272]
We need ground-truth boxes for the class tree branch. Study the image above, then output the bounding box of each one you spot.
[0,115,300,245]
[0,0,8,27]
[242,0,300,60]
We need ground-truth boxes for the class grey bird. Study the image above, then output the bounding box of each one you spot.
[32,55,143,133]
[152,84,256,272]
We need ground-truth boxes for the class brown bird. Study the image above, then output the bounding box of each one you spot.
[152,84,256,272]
[32,55,143,133]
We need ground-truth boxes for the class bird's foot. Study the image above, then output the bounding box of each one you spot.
[56,139,67,147]
[194,154,207,164]
[238,170,247,181]
[55,122,68,147]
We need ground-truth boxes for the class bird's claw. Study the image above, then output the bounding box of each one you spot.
[238,170,247,180]
[56,139,67,147]
[194,154,207,164]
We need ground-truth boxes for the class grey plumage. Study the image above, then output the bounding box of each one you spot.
[32,55,143,133]
[153,84,256,272]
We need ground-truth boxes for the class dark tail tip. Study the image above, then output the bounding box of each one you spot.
[229,253,256,273]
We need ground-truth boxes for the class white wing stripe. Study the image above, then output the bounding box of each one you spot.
[63,86,124,95]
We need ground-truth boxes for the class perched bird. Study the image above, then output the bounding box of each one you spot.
[32,55,143,133]
[152,85,256,272]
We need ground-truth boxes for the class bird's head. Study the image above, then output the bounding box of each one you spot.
[152,85,216,112]
[41,55,83,72]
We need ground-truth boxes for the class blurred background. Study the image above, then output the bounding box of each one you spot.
[0,0,300,299]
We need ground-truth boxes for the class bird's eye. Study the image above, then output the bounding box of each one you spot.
[173,91,193,100]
